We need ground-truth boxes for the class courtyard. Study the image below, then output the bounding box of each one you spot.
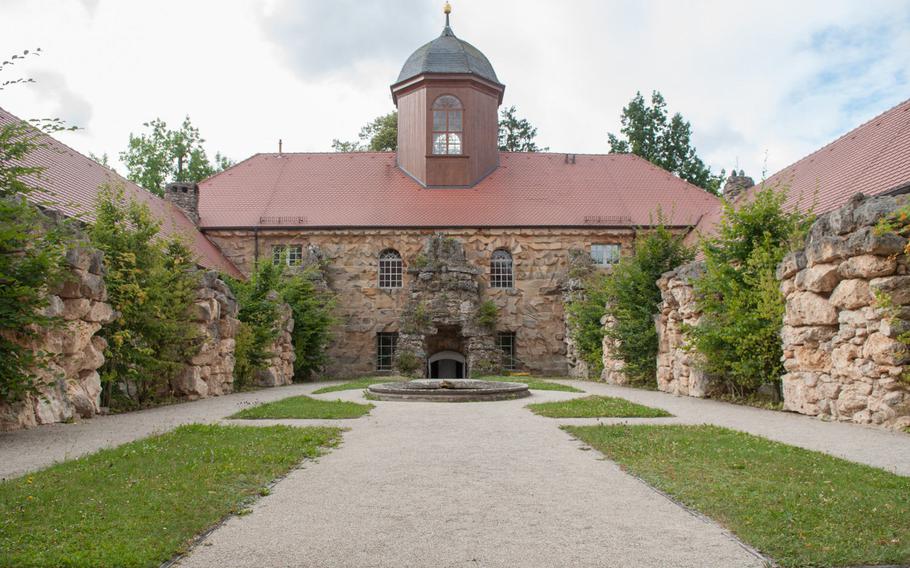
[2,379,908,567]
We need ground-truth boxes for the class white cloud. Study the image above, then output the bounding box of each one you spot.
[29,70,93,127]
[0,0,907,181]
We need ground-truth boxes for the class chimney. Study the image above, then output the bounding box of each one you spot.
[164,182,200,225]
[722,171,754,201]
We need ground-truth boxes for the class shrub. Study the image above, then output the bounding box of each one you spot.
[90,184,200,408]
[476,300,498,329]
[565,272,611,376]
[395,350,421,375]
[688,186,811,397]
[602,224,693,385]
[281,266,337,381]
[225,260,282,388]
[0,121,68,402]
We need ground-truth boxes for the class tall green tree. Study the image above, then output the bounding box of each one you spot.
[498,106,547,152]
[90,184,200,408]
[120,116,233,196]
[332,111,398,152]
[608,91,724,194]
[0,49,70,402]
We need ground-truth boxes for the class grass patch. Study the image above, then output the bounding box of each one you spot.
[480,375,583,393]
[311,376,398,394]
[528,395,671,418]
[0,424,340,568]
[231,395,373,419]
[565,424,910,567]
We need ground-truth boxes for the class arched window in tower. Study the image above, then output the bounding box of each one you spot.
[490,249,513,288]
[378,249,403,289]
[432,95,463,155]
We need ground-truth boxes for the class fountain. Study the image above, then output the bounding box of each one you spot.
[367,378,530,402]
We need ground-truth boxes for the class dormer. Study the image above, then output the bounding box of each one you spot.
[391,3,505,188]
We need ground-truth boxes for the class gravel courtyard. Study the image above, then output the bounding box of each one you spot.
[3,380,908,567]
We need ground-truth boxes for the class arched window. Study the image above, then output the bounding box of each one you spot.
[432,95,463,155]
[378,249,403,289]
[490,249,513,288]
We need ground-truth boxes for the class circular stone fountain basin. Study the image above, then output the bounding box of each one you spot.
[367,379,530,402]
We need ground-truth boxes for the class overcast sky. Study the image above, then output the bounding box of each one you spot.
[2,0,909,181]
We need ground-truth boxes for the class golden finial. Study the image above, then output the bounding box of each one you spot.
[444,2,452,15]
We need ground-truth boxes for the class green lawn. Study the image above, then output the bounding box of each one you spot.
[565,424,910,568]
[0,424,340,568]
[480,375,583,393]
[231,395,373,419]
[528,395,671,418]
[312,377,396,395]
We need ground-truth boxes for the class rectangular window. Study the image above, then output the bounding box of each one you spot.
[496,331,516,371]
[272,244,303,266]
[591,244,621,266]
[376,332,398,371]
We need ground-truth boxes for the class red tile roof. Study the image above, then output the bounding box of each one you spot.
[199,152,719,229]
[0,107,243,279]
[689,98,910,244]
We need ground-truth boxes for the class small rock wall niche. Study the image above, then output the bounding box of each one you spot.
[0,247,116,432]
[654,261,712,397]
[780,193,909,429]
[395,234,500,378]
[171,271,242,399]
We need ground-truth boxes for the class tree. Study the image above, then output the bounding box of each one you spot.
[498,106,547,152]
[119,116,233,196]
[0,49,70,403]
[90,184,201,408]
[688,186,812,397]
[332,112,398,152]
[608,91,724,194]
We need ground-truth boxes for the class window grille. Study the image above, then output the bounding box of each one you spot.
[497,332,516,371]
[590,243,621,266]
[376,332,398,371]
[378,249,403,288]
[272,244,303,266]
[490,249,513,288]
[432,95,463,155]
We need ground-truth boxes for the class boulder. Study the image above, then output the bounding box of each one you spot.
[785,292,838,326]
[838,255,897,279]
[794,263,840,293]
[829,279,873,310]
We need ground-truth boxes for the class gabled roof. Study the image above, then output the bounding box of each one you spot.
[690,98,910,243]
[0,107,243,279]
[199,152,719,229]
[396,24,500,86]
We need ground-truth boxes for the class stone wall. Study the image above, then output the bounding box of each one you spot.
[654,261,712,397]
[207,227,638,377]
[254,293,296,387]
[171,271,241,399]
[600,312,628,385]
[0,247,115,431]
[779,193,909,428]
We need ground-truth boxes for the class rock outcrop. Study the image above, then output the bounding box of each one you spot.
[0,247,116,431]
[254,293,296,387]
[780,193,909,429]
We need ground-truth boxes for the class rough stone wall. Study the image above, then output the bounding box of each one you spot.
[255,293,295,387]
[779,193,909,428]
[562,250,593,379]
[0,247,116,431]
[395,234,500,377]
[206,228,638,377]
[600,312,628,384]
[171,271,241,399]
[654,261,713,397]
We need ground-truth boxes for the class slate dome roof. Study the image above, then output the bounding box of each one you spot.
[396,25,500,85]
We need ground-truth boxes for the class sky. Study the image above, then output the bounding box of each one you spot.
[1,0,909,181]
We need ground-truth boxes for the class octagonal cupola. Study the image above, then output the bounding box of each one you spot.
[392,3,505,188]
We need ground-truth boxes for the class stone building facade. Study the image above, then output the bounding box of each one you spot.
[207,227,638,378]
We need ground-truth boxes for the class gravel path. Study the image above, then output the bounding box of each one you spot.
[177,388,765,568]
[0,384,330,480]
